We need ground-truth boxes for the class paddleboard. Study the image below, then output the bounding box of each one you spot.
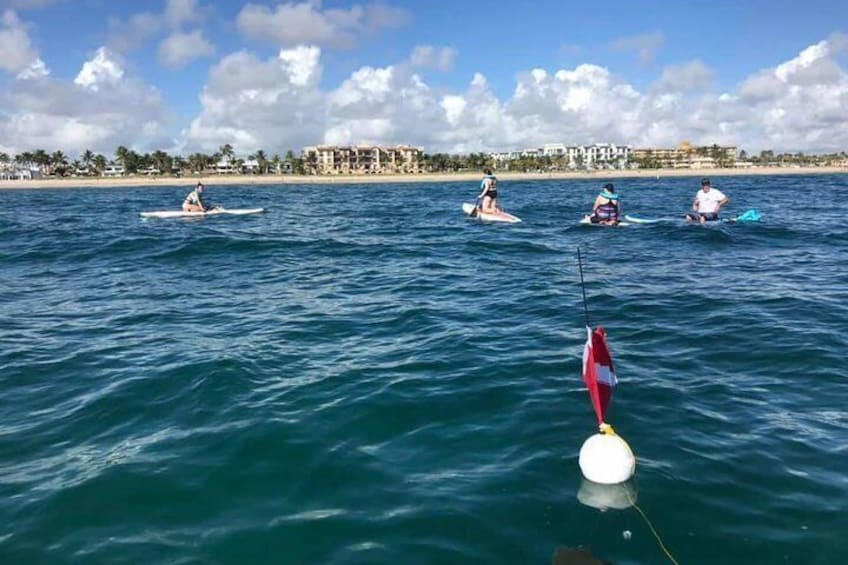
[623,215,662,224]
[462,203,521,223]
[580,215,631,227]
[625,209,761,225]
[140,207,264,219]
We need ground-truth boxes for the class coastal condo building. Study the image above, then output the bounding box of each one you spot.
[302,145,424,175]
[631,142,738,168]
[489,143,632,169]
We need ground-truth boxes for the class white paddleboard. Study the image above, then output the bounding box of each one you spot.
[580,215,630,227]
[140,207,264,219]
[623,215,662,224]
[462,203,521,223]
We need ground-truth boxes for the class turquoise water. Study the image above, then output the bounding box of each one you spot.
[1,174,847,564]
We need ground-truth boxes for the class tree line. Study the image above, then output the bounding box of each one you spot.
[633,145,848,169]
[0,144,307,177]
[3,144,846,177]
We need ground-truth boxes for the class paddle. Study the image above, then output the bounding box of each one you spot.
[469,197,481,218]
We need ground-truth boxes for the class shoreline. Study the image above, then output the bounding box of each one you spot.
[1,166,846,190]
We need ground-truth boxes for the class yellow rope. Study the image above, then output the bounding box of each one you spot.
[597,422,677,562]
[625,488,680,565]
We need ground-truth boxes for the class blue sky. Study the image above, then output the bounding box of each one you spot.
[1,0,847,156]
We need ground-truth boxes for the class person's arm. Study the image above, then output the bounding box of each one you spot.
[592,195,604,213]
[477,179,489,199]
[717,196,729,210]
[692,195,699,211]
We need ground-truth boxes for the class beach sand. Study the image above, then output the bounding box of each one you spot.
[1,166,845,190]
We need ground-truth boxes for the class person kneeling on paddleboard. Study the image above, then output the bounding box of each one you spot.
[183,182,207,213]
[685,178,729,224]
[475,169,499,214]
[590,183,620,225]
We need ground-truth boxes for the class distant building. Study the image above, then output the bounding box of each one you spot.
[242,158,260,174]
[301,145,424,175]
[632,143,737,168]
[488,143,632,169]
[0,165,43,180]
[103,164,125,176]
[214,158,238,174]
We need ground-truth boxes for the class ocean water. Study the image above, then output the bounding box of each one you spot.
[1,174,847,564]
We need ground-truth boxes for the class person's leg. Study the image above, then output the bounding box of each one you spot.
[481,196,492,212]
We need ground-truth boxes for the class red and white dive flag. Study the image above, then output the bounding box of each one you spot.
[582,326,617,425]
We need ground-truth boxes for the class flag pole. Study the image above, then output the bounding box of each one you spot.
[577,247,590,327]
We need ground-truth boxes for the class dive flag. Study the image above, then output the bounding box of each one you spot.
[582,326,617,424]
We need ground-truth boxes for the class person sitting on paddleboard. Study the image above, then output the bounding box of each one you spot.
[476,169,499,213]
[590,183,620,225]
[685,178,729,224]
[182,182,206,213]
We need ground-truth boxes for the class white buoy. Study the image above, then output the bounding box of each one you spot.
[578,431,635,484]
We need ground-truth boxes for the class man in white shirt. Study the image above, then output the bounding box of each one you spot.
[685,178,729,223]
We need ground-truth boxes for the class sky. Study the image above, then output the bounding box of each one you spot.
[1,0,847,158]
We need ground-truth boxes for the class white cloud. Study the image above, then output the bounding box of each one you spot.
[74,47,124,90]
[158,29,214,69]
[106,12,160,52]
[0,9,40,73]
[1,46,171,155]
[278,44,321,86]
[182,45,326,154]
[16,57,48,79]
[655,60,713,92]
[4,31,847,158]
[410,45,456,72]
[107,1,210,55]
[175,35,848,156]
[610,31,664,65]
[164,0,200,29]
[236,0,407,48]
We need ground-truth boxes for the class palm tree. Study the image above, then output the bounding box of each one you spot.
[32,149,50,169]
[0,152,9,165]
[172,155,186,175]
[218,144,234,169]
[15,152,33,167]
[115,146,130,168]
[51,150,68,176]
[93,154,107,176]
[270,153,282,174]
[254,149,268,174]
[151,150,170,174]
[81,149,94,169]
[188,153,206,173]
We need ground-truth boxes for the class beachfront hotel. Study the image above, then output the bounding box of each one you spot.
[631,142,738,168]
[301,145,424,175]
[489,143,632,169]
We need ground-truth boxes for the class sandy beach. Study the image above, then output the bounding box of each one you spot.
[1,166,845,190]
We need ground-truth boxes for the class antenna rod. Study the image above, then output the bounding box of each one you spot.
[577,247,590,327]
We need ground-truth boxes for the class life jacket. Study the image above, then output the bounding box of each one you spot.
[480,174,497,193]
[595,191,619,219]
